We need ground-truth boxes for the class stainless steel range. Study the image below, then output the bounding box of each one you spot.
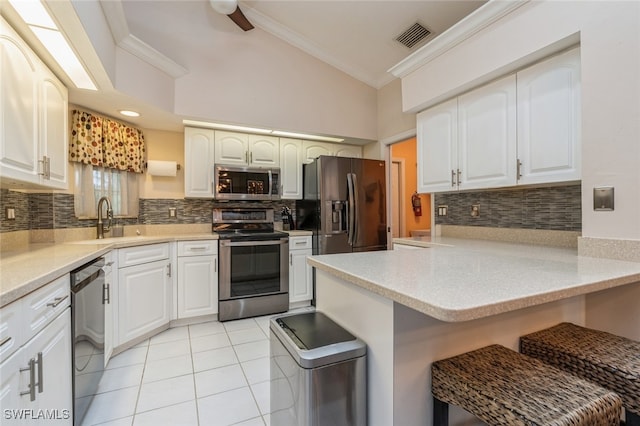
[213,208,289,322]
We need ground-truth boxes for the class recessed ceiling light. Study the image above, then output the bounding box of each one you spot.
[119,110,140,117]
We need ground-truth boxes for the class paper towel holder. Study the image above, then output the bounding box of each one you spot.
[146,160,181,177]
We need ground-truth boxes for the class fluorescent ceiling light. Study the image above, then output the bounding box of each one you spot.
[182,119,345,143]
[272,131,344,143]
[182,120,272,134]
[7,0,55,28]
[119,110,140,117]
[8,0,97,91]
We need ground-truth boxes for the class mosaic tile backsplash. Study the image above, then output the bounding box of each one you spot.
[2,184,579,234]
[434,184,582,231]
[0,189,297,233]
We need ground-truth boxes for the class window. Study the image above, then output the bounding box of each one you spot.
[74,163,139,218]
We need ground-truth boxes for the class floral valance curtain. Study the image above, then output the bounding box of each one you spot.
[69,109,146,173]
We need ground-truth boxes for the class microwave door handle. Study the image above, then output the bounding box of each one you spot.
[268,169,273,198]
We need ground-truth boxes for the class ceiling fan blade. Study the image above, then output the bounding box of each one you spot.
[228,6,254,31]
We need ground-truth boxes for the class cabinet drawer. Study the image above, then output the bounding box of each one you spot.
[22,274,70,342]
[177,240,218,257]
[289,236,312,251]
[118,243,170,268]
[0,299,23,363]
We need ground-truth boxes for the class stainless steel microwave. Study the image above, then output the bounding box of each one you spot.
[214,165,281,200]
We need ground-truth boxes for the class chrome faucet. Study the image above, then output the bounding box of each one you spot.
[97,196,113,239]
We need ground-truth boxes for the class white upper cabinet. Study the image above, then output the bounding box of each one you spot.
[417,48,580,193]
[248,134,280,167]
[302,141,334,163]
[214,131,248,165]
[0,17,68,190]
[184,127,215,198]
[458,74,517,190]
[417,98,458,193]
[214,131,279,167]
[40,73,68,188]
[334,145,362,158]
[302,140,361,163]
[516,48,581,185]
[279,138,303,199]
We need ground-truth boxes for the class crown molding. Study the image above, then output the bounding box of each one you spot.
[388,0,530,78]
[100,0,187,78]
[243,5,380,89]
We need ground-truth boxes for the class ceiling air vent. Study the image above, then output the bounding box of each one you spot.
[395,22,431,49]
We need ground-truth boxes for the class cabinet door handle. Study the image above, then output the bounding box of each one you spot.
[0,336,11,347]
[45,156,51,179]
[517,159,523,180]
[103,283,110,304]
[214,258,218,273]
[451,170,456,187]
[457,169,461,186]
[295,241,306,246]
[245,151,249,164]
[36,352,43,394]
[249,151,253,164]
[20,358,36,401]
[167,263,172,277]
[290,253,293,265]
[46,295,68,308]
[188,246,207,252]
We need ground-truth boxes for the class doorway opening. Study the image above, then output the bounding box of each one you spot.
[389,137,431,238]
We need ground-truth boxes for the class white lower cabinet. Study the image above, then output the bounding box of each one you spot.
[117,244,172,345]
[289,236,313,304]
[0,277,72,425]
[177,241,218,319]
[103,252,114,367]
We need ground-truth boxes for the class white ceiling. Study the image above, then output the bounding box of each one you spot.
[5,0,486,137]
[119,0,485,89]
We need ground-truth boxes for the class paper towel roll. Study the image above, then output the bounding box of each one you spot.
[147,160,177,177]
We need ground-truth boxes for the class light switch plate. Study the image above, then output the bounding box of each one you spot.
[593,187,614,211]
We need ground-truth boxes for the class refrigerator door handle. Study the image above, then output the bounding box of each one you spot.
[347,173,356,246]
[351,172,359,245]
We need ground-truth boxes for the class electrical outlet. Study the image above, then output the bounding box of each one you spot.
[437,205,448,216]
[471,204,480,217]
[5,207,15,220]
[168,207,177,218]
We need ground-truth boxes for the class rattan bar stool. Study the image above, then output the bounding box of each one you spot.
[431,344,622,426]
[520,322,640,426]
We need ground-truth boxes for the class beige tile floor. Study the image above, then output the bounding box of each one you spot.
[80,313,290,426]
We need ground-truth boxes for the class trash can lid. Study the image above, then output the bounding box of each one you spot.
[271,311,367,368]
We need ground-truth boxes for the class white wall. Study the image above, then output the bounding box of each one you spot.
[174,28,377,142]
[400,1,640,241]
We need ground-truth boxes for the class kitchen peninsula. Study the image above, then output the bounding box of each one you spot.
[308,238,640,426]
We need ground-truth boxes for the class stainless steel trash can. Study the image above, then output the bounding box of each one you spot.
[270,311,367,426]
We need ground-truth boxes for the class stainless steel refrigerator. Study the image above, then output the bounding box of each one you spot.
[298,155,387,254]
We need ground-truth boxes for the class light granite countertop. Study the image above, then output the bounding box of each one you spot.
[0,230,311,308]
[308,237,640,322]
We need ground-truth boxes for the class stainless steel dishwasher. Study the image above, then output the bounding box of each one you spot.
[70,257,107,425]
[270,311,367,426]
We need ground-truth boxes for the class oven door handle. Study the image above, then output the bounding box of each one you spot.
[221,238,288,247]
